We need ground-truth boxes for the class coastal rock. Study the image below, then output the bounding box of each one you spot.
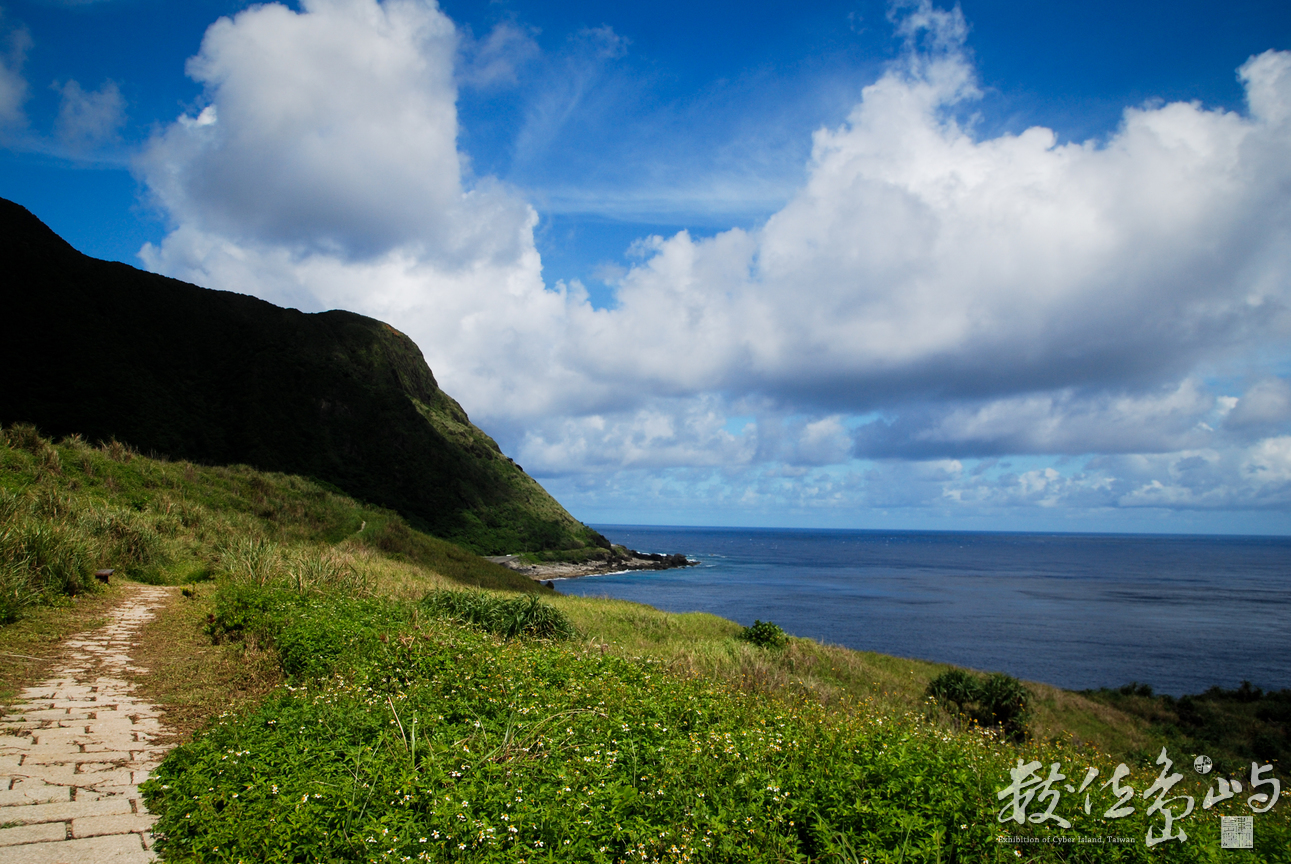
[485,549,695,581]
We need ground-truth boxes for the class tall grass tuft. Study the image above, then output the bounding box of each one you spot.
[78,507,164,566]
[102,438,135,463]
[5,423,45,453]
[217,537,282,587]
[0,486,21,524]
[0,470,100,622]
[286,548,373,595]
[0,555,40,624]
[421,589,575,640]
[0,515,94,622]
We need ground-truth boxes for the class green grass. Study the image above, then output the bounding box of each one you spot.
[142,585,1291,863]
[1079,682,1291,776]
[0,424,540,620]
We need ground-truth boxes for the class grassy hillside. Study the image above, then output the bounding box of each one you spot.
[0,424,538,634]
[0,197,600,555]
[3,427,1288,861]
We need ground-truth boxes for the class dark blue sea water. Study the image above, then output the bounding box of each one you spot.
[556,527,1291,696]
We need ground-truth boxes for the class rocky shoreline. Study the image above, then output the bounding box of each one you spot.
[486,550,694,581]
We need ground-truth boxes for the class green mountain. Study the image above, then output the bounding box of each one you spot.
[0,197,604,555]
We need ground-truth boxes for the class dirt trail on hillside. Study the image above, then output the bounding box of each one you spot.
[0,585,176,863]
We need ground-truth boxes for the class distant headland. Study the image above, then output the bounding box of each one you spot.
[0,196,607,557]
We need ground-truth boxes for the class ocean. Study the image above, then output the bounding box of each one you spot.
[554,526,1291,696]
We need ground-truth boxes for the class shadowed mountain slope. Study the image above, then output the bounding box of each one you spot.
[0,197,603,555]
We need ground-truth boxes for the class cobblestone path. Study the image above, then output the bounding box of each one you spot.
[1,586,176,863]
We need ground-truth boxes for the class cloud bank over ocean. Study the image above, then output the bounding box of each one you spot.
[134,0,1291,527]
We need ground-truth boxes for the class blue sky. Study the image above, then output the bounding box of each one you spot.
[3,0,1290,533]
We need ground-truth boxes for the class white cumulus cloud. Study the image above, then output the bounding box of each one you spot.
[54,79,126,151]
[140,0,475,259]
[0,14,30,129]
[135,0,1291,523]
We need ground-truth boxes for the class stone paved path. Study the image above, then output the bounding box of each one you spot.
[1,586,176,863]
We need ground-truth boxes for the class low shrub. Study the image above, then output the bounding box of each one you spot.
[737,619,788,650]
[1119,681,1154,697]
[202,582,282,643]
[926,668,1031,741]
[203,584,407,679]
[274,597,408,679]
[977,672,1030,740]
[926,668,978,714]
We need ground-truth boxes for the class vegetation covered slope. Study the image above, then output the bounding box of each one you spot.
[0,423,539,632]
[3,427,1289,861]
[0,197,600,554]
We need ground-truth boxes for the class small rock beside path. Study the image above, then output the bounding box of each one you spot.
[1,586,176,863]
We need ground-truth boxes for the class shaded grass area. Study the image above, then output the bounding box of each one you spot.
[143,584,1291,863]
[1080,682,1291,776]
[0,423,540,623]
[0,422,541,714]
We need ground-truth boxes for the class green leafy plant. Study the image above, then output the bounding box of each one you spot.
[737,619,788,649]
[926,668,979,715]
[926,668,1031,741]
[977,672,1030,740]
